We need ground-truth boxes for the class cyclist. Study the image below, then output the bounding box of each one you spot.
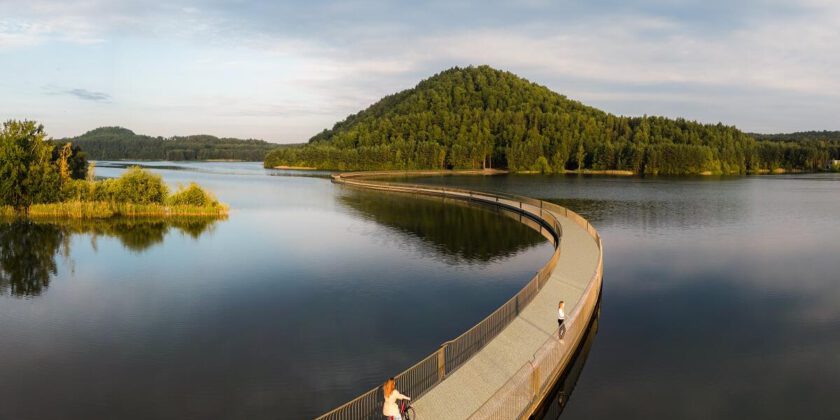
[382,377,411,420]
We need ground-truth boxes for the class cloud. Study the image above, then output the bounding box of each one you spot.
[2,0,840,139]
[0,15,104,49]
[65,88,111,102]
[43,85,111,102]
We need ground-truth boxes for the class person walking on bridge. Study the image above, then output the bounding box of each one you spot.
[558,300,566,339]
[383,377,410,420]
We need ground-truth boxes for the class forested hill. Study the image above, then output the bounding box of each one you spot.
[63,127,277,161]
[264,65,840,174]
[752,131,840,142]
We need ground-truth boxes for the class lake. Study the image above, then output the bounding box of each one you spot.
[3,165,838,420]
[0,162,553,419]
[401,173,840,420]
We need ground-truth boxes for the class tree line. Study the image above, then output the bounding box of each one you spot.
[63,127,277,161]
[265,66,840,174]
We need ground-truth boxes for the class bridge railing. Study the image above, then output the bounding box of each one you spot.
[315,172,565,420]
[468,206,604,420]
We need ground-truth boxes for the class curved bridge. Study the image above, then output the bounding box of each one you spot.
[319,171,603,420]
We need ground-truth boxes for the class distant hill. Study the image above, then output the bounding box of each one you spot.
[265,65,839,174]
[62,127,278,161]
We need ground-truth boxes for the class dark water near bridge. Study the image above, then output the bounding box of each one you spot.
[4,165,839,420]
[0,162,552,419]
[404,173,840,420]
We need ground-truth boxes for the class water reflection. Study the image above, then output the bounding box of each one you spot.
[401,173,840,419]
[0,222,67,298]
[393,175,749,231]
[97,160,334,179]
[544,197,744,232]
[0,218,221,298]
[538,304,600,420]
[338,189,546,264]
[0,164,558,420]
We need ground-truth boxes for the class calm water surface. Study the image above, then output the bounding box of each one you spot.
[0,162,552,419]
[403,173,840,420]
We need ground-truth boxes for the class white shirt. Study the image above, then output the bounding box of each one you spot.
[383,389,410,416]
[558,307,565,321]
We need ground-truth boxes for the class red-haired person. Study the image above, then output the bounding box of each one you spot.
[382,377,410,420]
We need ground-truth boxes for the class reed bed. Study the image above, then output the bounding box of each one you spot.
[0,206,16,218]
[24,201,228,219]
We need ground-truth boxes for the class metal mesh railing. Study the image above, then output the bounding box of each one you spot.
[468,225,603,420]
[315,171,587,420]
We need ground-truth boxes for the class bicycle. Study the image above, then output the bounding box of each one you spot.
[399,399,417,420]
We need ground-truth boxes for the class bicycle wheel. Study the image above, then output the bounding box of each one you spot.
[405,406,417,420]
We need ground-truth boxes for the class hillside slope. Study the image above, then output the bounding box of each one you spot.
[265,66,838,174]
[64,127,276,161]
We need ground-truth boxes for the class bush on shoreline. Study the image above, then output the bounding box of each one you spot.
[167,183,220,207]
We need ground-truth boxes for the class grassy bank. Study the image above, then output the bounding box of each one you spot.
[2,201,228,219]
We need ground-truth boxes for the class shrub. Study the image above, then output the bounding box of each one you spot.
[61,179,96,201]
[111,167,168,204]
[90,178,115,202]
[532,156,552,174]
[167,183,218,207]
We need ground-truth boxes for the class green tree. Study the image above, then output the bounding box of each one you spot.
[51,142,88,180]
[0,120,61,211]
[575,142,586,170]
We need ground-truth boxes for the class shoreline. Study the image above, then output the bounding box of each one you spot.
[91,159,258,163]
[264,164,833,176]
[273,165,318,170]
[2,201,229,220]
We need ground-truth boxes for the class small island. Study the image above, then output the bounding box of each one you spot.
[0,120,228,219]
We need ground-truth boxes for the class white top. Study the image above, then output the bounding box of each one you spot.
[558,307,565,321]
[383,389,410,416]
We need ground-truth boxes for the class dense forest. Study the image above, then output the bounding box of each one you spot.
[63,127,276,161]
[264,66,840,174]
[752,131,840,142]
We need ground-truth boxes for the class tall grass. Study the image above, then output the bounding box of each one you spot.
[26,201,228,219]
[0,206,16,218]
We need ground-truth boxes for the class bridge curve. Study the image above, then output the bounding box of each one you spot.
[319,171,603,420]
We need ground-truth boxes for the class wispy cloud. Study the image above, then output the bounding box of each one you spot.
[65,88,111,102]
[43,85,111,102]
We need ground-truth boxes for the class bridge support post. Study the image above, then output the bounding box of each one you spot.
[529,361,540,399]
[437,344,447,382]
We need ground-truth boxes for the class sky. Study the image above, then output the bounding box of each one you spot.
[1,0,838,143]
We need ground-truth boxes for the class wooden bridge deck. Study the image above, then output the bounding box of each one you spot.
[410,208,600,419]
[320,171,603,420]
